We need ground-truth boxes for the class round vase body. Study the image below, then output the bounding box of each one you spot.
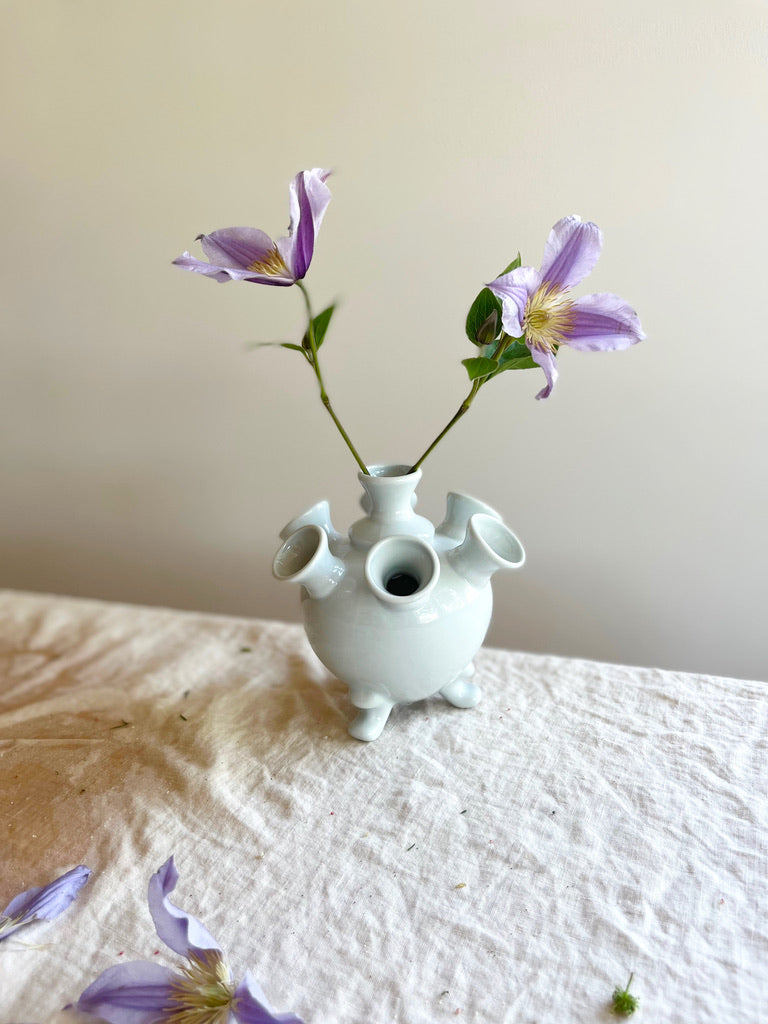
[273,464,525,739]
[301,549,493,705]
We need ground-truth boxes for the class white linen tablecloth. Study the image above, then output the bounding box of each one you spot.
[0,589,766,1023]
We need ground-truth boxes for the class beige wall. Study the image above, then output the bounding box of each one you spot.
[1,0,766,680]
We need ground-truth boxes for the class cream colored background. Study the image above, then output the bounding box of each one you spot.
[1,0,766,681]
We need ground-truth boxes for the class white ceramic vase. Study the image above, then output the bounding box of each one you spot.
[273,465,525,741]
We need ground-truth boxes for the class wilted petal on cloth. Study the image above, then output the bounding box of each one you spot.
[234,972,305,1024]
[67,858,301,1024]
[147,856,222,959]
[0,865,91,941]
[66,960,178,1024]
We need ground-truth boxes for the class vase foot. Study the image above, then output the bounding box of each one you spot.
[440,663,481,708]
[349,703,393,742]
[348,685,389,710]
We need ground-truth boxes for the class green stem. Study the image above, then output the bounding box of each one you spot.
[296,282,369,475]
[408,333,515,473]
[408,379,482,474]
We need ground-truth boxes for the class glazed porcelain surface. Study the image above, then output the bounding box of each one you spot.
[273,465,524,741]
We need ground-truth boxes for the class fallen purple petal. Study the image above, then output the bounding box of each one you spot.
[69,857,303,1024]
[66,960,178,1024]
[147,856,221,959]
[0,865,91,941]
[234,972,305,1024]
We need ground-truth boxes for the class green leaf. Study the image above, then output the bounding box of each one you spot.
[492,337,537,373]
[499,339,532,362]
[495,355,537,372]
[465,288,503,346]
[462,356,499,381]
[303,303,336,351]
[498,253,522,276]
[312,304,336,348]
[246,340,303,352]
[464,256,522,346]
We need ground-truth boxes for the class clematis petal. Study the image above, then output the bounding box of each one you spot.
[0,865,90,941]
[529,345,559,400]
[172,252,256,283]
[540,215,602,290]
[173,169,330,288]
[199,227,278,270]
[487,265,541,338]
[233,972,304,1024]
[566,292,646,351]
[67,960,178,1024]
[284,168,332,281]
[147,857,222,959]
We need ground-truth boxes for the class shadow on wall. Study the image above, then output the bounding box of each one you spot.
[0,532,297,628]
[1,525,660,670]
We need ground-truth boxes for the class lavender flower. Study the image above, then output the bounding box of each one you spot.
[173,168,331,287]
[68,857,302,1024]
[487,215,645,398]
[0,865,91,941]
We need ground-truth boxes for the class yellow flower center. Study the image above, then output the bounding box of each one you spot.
[247,246,290,277]
[163,950,235,1024]
[524,281,575,353]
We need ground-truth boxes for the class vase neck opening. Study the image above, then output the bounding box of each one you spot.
[350,463,433,549]
[364,464,417,480]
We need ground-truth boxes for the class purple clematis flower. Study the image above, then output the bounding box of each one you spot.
[0,865,91,941]
[487,215,645,398]
[68,857,303,1024]
[173,168,331,287]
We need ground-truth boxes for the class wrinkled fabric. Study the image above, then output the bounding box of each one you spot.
[1,590,765,1024]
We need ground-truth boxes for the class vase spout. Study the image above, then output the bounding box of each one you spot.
[364,535,440,610]
[436,492,503,545]
[447,513,525,588]
[279,500,343,545]
[272,525,346,600]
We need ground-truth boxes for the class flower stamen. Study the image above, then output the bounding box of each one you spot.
[247,246,290,277]
[524,281,575,353]
[0,914,23,938]
[163,949,235,1024]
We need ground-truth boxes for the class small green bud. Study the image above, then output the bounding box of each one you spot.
[476,309,499,346]
[611,973,639,1016]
